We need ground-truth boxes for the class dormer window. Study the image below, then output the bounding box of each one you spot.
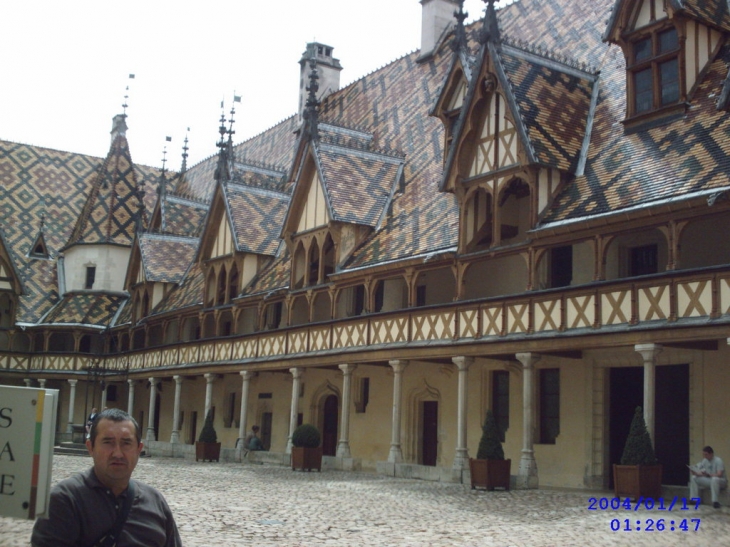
[629,25,680,117]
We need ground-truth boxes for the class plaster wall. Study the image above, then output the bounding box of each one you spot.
[64,245,130,292]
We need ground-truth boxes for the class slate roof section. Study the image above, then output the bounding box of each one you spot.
[677,0,730,32]
[242,246,290,297]
[225,183,289,256]
[139,233,198,284]
[315,142,404,227]
[161,195,207,237]
[41,292,126,328]
[150,262,204,316]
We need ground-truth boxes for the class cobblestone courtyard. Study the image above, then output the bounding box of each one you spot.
[2,455,729,546]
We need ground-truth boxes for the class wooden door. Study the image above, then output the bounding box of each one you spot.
[322,394,339,456]
[422,401,438,466]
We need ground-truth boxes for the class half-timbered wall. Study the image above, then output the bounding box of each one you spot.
[298,172,329,233]
[469,93,518,177]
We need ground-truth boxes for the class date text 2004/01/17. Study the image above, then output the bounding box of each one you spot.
[610,518,701,532]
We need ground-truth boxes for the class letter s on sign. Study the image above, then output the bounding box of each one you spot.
[0,408,11,428]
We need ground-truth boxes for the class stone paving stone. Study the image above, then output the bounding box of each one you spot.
[1,455,729,546]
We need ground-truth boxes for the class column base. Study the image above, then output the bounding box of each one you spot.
[146,428,156,443]
[388,445,403,463]
[517,450,539,489]
[170,431,180,444]
[452,448,469,470]
[336,441,351,459]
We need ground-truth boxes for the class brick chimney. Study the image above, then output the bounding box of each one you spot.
[298,42,343,124]
[419,0,460,60]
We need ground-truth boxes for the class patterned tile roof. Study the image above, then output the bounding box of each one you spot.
[315,141,404,227]
[225,183,289,256]
[41,292,126,328]
[66,135,143,248]
[500,45,596,172]
[540,41,730,226]
[242,246,290,297]
[139,233,198,284]
[161,194,207,237]
[678,0,730,32]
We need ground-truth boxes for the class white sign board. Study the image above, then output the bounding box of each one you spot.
[0,385,58,520]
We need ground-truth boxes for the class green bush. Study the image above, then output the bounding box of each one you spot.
[476,409,504,460]
[198,409,218,444]
[292,423,321,448]
[620,406,657,465]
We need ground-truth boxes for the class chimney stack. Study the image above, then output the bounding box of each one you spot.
[419,0,460,60]
[110,114,128,143]
[298,42,342,124]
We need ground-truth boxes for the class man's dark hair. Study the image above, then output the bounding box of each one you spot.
[89,408,141,446]
[703,445,714,454]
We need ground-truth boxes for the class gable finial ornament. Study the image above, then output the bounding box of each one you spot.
[452,1,469,52]
[214,102,230,184]
[479,0,500,45]
[304,56,321,142]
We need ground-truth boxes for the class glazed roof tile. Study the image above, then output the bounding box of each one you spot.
[316,141,404,227]
[139,233,198,284]
[161,195,207,237]
[41,292,126,328]
[150,262,204,316]
[226,183,289,256]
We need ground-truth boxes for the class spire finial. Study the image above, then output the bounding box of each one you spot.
[304,56,321,141]
[122,74,135,117]
[452,1,469,52]
[479,0,500,45]
[181,128,190,174]
[214,102,230,183]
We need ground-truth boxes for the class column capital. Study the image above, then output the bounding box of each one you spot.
[173,375,183,384]
[68,379,78,387]
[451,356,474,370]
[289,367,303,379]
[204,373,218,383]
[127,379,135,386]
[338,364,357,375]
[634,343,663,362]
[515,352,541,369]
[240,370,254,380]
[148,376,156,385]
[388,359,408,373]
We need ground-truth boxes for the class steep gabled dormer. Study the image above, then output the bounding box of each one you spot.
[283,60,404,291]
[439,0,597,254]
[197,109,290,309]
[604,0,730,130]
[125,232,198,323]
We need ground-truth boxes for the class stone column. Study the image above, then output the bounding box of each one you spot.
[170,376,183,444]
[388,360,408,463]
[66,379,78,433]
[635,344,662,446]
[204,373,216,420]
[336,364,357,459]
[452,356,474,470]
[127,379,135,414]
[237,371,253,456]
[100,384,108,410]
[286,368,304,454]
[146,377,157,442]
[516,352,540,489]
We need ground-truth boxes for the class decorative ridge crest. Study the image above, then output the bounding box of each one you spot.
[502,35,600,75]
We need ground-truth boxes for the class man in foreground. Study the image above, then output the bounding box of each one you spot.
[689,445,727,508]
[31,408,182,546]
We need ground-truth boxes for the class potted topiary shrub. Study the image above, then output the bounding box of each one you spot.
[613,406,662,500]
[469,410,511,491]
[195,409,221,462]
[291,423,322,471]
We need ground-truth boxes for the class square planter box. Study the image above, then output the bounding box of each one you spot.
[613,464,662,500]
[469,458,511,491]
[291,446,323,471]
[195,442,221,462]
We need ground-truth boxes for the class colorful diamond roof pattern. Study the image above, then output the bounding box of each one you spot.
[226,183,289,256]
[41,292,126,327]
[139,233,198,284]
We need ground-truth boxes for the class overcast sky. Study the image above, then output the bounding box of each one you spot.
[1,1,499,169]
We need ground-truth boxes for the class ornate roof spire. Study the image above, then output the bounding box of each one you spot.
[181,128,189,174]
[159,139,170,233]
[304,57,321,141]
[214,103,230,184]
[452,0,469,52]
[479,0,500,45]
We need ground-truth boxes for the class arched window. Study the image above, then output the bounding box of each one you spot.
[0,293,13,328]
[322,234,335,280]
[217,266,227,306]
[228,263,239,302]
[308,239,321,286]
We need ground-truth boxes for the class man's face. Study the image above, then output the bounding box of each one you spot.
[86,418,143,493]
[703,450,714,461]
